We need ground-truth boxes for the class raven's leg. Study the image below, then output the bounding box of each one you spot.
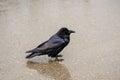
[55,57,64,62]
[56,54,63,57]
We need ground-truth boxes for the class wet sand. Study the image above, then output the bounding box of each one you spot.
[0,0,120,80]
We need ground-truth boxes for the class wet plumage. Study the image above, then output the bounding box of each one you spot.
[26,27,75,59]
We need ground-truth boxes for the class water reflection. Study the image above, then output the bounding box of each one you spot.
[26,61,71,80]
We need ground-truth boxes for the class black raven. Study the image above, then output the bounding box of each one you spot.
[26,27,75,59]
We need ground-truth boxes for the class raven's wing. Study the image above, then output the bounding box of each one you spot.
[26,35,65,53]
[44,35,65,48]
[26,41,48,53]
[36,35,65,50]
[37,41,48,48]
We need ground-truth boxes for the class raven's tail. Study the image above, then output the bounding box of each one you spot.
[26,52,37,59]
[26,50,33,53]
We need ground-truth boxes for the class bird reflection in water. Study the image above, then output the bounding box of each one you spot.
[26,60,71,80]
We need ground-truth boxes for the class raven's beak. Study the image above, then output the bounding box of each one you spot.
[69,30,75,33]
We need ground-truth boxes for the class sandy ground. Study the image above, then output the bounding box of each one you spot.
[0,0,120,80]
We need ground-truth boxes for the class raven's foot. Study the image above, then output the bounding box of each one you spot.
[55,59,64,62]
[55,57,64,62]
[56,55,63,57]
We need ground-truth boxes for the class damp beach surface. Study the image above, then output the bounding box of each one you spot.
[0,0,120,80]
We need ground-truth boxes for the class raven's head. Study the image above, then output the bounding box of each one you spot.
[57,27,75,39]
